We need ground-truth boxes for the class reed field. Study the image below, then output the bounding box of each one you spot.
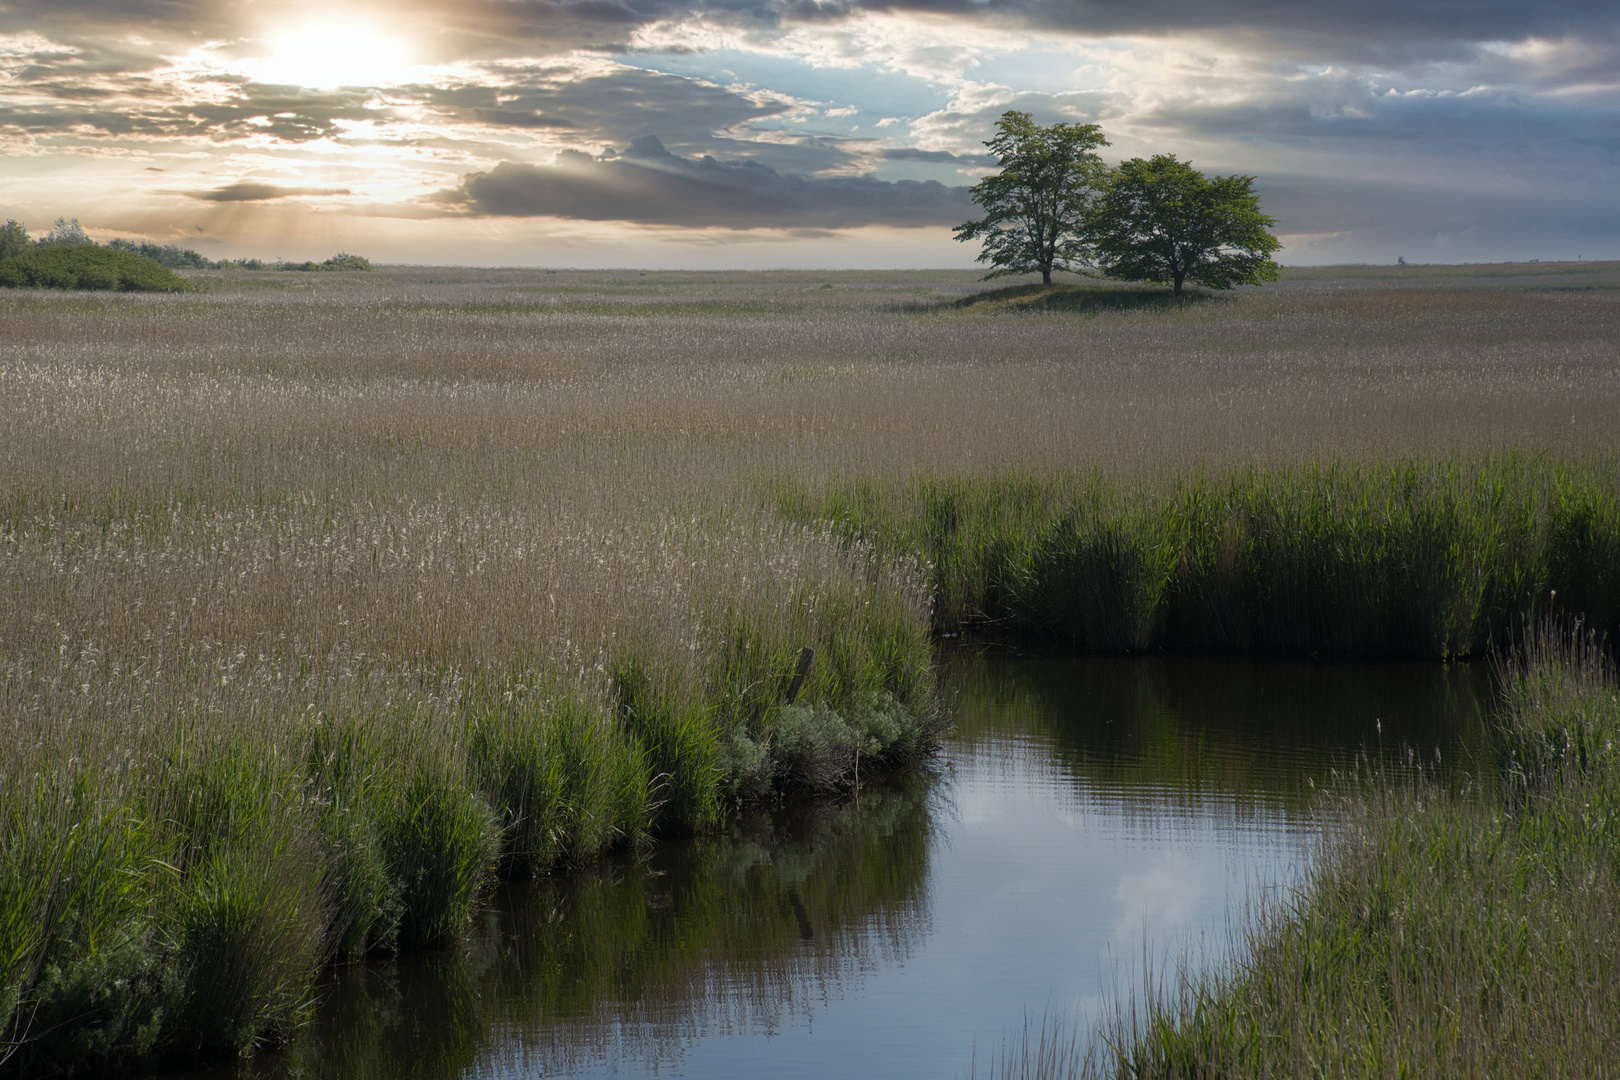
[3,260,1620,1072]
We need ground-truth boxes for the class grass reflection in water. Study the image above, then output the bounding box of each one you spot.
[947,647,1492,812]
[218,776,935,1080]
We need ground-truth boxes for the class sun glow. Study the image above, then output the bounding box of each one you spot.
[247,20,415,89]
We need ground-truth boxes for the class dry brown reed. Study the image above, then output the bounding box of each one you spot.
[4,265,1618,520]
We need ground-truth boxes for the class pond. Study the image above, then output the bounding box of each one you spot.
[205,648,1491,1080]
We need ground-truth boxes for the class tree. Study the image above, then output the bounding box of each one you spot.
[953,111,1109,285]
[38,216,91,246]
[108,238,212,268]
[1092,155,1280,294]
[0,219,29,259]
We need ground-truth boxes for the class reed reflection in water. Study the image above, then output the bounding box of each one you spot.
[202,652,1489,1080]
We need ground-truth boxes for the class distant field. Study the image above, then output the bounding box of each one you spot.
[5,261,1618,514]
[2,263,1618,1071]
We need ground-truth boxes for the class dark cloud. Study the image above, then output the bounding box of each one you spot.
[414,65,791,154]
[861,1,1620,60]
[190,182,354,202]
[469,109,577,128]
[6,0,1618,65]
[444,135,971,226]
[882,147,994,166]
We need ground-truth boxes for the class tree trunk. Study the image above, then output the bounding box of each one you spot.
[1041,266,1052,285]
[1173,269,1185,293]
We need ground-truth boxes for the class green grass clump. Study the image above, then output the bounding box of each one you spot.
[785,457,1620,659]
[380,758,498,948]
[701,593,941,802]
[0,245,196,292]
[0,572,939,1073]
[466,683,651,879]
[0,748,332,1072]
[1109,622,1620,1077]
[0,769,161,1073]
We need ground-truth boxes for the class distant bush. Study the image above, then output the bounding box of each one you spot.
[0,244,196,292]
[321,252,372,271]
[107,238,212,269]
[136,251,374,272]
[273,253,374,272]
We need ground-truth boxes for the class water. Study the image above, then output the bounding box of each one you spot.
[216,651,1490,1079]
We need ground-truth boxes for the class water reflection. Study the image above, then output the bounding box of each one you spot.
[220,781,934,1080]
[950,648,1491,807]
[206,654,1490,1080]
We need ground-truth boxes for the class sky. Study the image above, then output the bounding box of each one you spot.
[1,0,1616,267]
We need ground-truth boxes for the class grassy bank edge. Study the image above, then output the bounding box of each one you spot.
[780,455,1620,659]
[1112,621,1620,1077]
[0,593,942,1075]
[973,621,1620,1079]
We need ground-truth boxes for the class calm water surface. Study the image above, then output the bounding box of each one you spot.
[215,651,1490,1080]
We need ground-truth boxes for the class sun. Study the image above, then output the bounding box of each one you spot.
[247,20,415,89]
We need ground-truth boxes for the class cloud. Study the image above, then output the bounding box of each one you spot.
[881,146,994,166]
[444,134,971,226]
[3,0,1617,259]
[12,0,1618,68]
[190,182,354,202]
[856,1,1620,64]
[415,63,795,153]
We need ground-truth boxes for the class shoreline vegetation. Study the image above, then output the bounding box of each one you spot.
[783,457,1620,658]
[10,464,1618,1075]
[996,621,1620,1078]
[0,509,940,1073]
[4,265,1620,1074]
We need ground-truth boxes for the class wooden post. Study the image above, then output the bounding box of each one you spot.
[785,646,815,705]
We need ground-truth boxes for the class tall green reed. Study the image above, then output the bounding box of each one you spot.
[0,552,940,1072]
[466,680,651,878]
[785,457,1620,659]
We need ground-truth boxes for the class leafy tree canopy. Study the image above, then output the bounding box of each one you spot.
[1091,154,1280,294]
[0,219,29,260]
[38,216,91,246]
[953,111,1109,285]
[107,238,212,269]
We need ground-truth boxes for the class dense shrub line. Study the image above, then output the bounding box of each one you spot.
[0,606,939,1074]
[103,242,371,272]
[104,240,214,270]
[0,216,372,287]
[785,456,1620,659]
[0,245,195,293]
